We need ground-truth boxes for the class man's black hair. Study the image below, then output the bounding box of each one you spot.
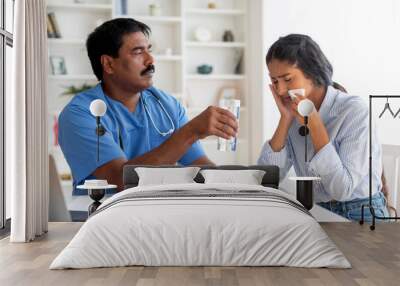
[86,18,151,81]
[266,34,333,87]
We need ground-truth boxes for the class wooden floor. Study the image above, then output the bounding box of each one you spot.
[1,222,400,286]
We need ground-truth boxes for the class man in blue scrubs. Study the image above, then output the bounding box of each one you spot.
[58,18,238,194]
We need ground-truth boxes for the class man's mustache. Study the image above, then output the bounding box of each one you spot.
[141,64,155,76]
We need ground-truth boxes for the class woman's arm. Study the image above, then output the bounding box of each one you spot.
[268,83,295,151]
[290,95,370,201]
[258,85,294,180]
[308,112,330,153]
[269,117,293,151]
[307,104,370,201]
[258,137,294,181]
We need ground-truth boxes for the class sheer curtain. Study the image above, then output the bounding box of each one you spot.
[8,0,48,242]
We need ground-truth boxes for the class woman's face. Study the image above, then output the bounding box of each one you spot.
[267,59,314,105]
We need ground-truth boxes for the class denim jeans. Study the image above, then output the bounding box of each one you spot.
[317,192,389,222]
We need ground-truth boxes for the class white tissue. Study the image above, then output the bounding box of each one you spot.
[288,88,305,100]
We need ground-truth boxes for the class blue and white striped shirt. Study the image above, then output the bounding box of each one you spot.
[258,86,382,203]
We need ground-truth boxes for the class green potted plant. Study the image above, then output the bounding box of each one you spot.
[61,83,95,96]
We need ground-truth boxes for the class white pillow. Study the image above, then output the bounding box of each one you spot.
[136,167,200,186]
[200,169,266,185]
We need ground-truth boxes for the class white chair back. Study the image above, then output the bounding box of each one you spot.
[382,144,400,213]
[49,154,71,222]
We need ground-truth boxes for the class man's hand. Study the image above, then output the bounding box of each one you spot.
[187,106,238,140]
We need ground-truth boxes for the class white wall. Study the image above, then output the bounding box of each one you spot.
[262,0,400,144]
[247,0,267,163]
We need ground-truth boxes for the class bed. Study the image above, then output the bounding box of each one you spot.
[50,165,350,269]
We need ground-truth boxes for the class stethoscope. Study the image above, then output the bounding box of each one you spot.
[115,89,176,151]
[141,90,175,137]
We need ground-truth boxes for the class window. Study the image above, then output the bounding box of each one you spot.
[0,0,14,233]
[5,0,13,34]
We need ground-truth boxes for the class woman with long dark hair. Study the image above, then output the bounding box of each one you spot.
[258,34,388,221]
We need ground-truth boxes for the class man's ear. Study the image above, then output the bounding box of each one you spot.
[100,55,114,76]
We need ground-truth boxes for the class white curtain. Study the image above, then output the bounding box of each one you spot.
[8,0,49,242]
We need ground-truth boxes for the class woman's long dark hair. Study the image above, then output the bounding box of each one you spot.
[266,34,333,87]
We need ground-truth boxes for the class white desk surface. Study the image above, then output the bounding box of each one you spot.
[64,189,349,222]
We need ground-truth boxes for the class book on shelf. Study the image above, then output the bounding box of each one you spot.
[47,13,55,38]
[47,12,61,38]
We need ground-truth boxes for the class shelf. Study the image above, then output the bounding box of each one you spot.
[154,54,182,61]
[47,41,182,60]
[48,38,85,45]
[61,180,73,188]
[185,9,245,16]
[48,74,97,81]
[186,74,245,80]
[185,41,245,48]
[46,0,251,166]
[47,3,112,12]
[116,15,182,23]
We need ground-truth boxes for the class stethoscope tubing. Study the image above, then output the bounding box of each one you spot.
[141,91,175,137]
[110,90,176,151]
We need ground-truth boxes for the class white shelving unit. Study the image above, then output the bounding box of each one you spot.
[185,8,245,16]
[47,0,252,173]
[47,3,112,11]
[154,54,182,61]
[118,15,182,23]
[47,38,86,45]
[185,41,245,48]
[47,0,113,176]
[48,74,97,81]
[185,74,245,80]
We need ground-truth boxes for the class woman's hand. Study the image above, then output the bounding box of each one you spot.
[269,84,294,123]
[268,84,295,151]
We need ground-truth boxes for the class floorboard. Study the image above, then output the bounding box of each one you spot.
[1,222,400,286]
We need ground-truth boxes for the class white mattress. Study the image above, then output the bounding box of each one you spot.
[50,183,351,269]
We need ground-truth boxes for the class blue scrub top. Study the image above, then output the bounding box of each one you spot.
[58,84,205,195]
